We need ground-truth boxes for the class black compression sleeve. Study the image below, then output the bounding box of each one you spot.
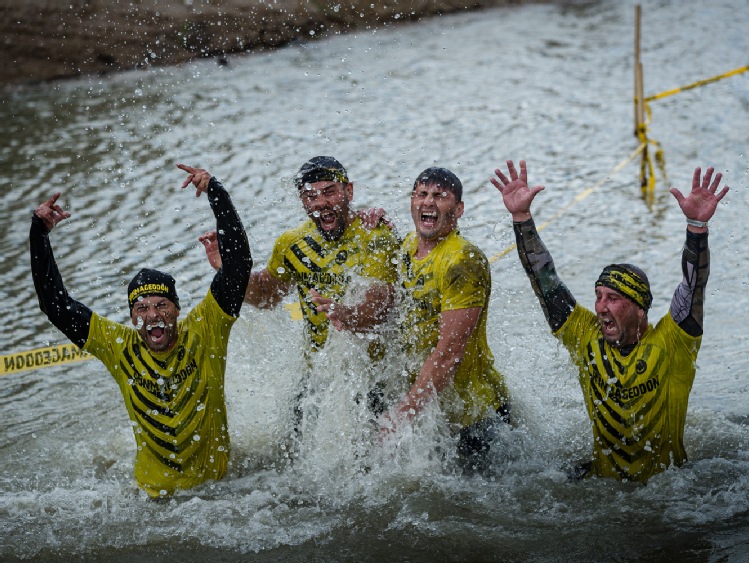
[29,215,92,347]
[206,177,252,317]
[513,218,576,332]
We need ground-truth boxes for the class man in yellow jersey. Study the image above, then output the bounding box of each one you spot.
[379,167,511,473]
[491,160,729,482]
[30,164,252,498]
[201,156,400,418]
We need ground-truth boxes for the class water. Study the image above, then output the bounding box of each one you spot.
[2,0,748,560]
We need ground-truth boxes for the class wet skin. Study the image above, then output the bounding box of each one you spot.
[595,286,646,348]
[131,295,180,352]
[299,180,355,241]
[410,182,464,257]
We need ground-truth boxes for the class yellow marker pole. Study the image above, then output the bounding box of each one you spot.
[634,5,643,136]
[634,5,653,202]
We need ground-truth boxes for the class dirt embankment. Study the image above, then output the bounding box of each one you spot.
[1,0,535,86]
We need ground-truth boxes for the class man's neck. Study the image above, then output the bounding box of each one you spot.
[415,231,453,259]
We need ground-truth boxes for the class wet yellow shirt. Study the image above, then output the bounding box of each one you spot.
[84,290,235,497]
[267,217,399,350]
[556,304,701,482]
[398,230,509,427]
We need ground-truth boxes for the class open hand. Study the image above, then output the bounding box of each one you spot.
[358,207,394,231]
[670,166,729,226]
[490,160,545,221]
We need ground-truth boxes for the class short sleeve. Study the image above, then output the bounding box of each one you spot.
[266,231,296,283]
[441,248,489,312]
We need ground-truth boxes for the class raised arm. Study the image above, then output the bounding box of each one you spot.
[668,166,729,336]
[178,164,252,317]
[490,160,575,331]
[29,193,93,347]
[199,231,293,309]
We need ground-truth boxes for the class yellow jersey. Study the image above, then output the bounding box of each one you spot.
[267,217,399,350]
[556,304,701,481]
[84,290,236,497]
[398,230,509,427]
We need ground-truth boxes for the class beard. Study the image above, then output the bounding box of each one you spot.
[312,207,348,241]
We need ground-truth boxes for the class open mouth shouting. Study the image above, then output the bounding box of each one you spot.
[131,295,180,352]
[316,209,338,232]
[312,207,346,240]
[139,319,177,352]
[147,321,167,344]
[598,315,619,340]
[410,182,463,246]
[420,210,438,229]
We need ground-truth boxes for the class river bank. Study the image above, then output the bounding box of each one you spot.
[1,0,542,86]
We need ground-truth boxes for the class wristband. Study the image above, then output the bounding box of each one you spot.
[686,218,708,228]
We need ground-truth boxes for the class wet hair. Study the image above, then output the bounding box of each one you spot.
[294,156,349,191]
[412,167,463,202]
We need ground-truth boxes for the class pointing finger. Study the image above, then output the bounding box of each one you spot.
[44,192,62,207]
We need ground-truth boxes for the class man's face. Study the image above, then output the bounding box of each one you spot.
[130,295,180,352]
[410,182,464,242]
[299,180,354,241]
[595,286,644,347]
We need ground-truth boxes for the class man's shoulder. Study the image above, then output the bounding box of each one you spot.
[553,304,594,349]
[653,312,701,344]
[346,216,400,244]
[400,231,418,252]
[186,290,235,324]
[439,232,488,266]
[88,311,129,334]
[84,311,135,353]
[274,219,317,247]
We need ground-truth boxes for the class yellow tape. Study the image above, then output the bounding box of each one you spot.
[0,343,93,376]
[4,304,304,376]
[645,65,748,103]
[488,143,647,264]
[635,94,667,201]
[634,64,747,194]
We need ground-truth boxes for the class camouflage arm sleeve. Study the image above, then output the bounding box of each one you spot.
[670,230,709,337]
[513,218,576,332]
